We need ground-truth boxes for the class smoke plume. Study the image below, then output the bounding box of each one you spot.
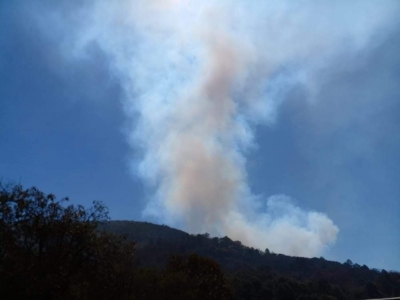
[38,0,399,257]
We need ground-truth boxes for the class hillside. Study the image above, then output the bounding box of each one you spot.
[1,182,399,300]
[107,220,400,299]
[105,220,189,245]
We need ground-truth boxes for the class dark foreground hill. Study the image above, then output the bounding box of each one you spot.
[1,183,399,299]
[107,220,400,299]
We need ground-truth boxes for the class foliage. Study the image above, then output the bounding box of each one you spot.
[1,183,399,299]
[0,183,136,299]
[0,183,233,300]
[109,221,400,299]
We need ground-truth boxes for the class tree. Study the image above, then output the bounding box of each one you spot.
[344,259,353,267]
[0,183,136,299]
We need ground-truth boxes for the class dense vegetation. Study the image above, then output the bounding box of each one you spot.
[1,183,399,299]
[108,221,400,299]
[0,183,232,300]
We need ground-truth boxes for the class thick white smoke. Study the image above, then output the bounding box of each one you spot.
[37,0,398,257]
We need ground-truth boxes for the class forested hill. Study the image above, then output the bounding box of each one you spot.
[105,220,379,273]
[107,220,400,298]
[105,220,189,244]
[1,183,399,299]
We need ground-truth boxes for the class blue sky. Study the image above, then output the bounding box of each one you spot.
[1,0,399,270]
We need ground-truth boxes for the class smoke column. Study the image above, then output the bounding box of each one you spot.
[41,0,398,257]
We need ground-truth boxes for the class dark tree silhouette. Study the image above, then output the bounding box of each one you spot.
[0,183,136,299]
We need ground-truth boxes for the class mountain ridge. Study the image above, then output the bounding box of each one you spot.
[105,220,400,298]
[105,220,385,271]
